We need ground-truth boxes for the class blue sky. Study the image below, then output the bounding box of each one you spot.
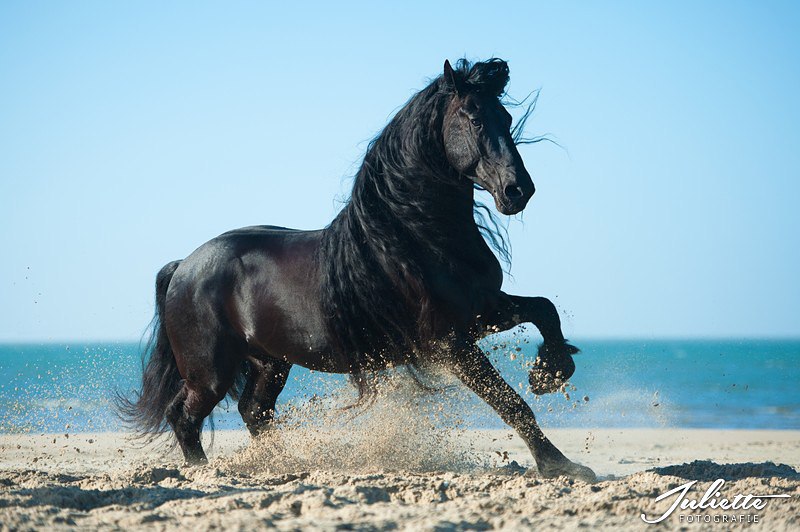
[1,2,798,341]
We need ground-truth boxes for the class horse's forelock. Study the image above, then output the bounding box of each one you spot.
[451,58,510,98]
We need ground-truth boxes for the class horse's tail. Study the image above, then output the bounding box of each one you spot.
[115,260,183,437]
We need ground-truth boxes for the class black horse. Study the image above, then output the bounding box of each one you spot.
[119,59,595,482]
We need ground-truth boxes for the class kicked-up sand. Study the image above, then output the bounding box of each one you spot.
[0,427,798,530]
[1,375,798,530]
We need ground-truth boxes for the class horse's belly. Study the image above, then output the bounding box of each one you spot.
[247,316,351,373]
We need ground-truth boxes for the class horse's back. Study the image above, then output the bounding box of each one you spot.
[168,225,321,285]
[168,223,323,297]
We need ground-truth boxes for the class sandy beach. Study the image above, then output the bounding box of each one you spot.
[0,427,797,530]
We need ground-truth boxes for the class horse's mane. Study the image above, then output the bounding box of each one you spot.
[319,59,513,385]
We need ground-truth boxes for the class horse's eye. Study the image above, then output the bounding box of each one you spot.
[470,118,482,127]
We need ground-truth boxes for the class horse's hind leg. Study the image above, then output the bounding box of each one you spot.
[165,385,223,464]
[238,357,292,437]
[166,336,243,465]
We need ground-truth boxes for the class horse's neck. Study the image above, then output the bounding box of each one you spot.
[386,178,498,272]
[392,177,479,242]
[333,172,500,289]
[343,140,492,259]
[431,184,485,244]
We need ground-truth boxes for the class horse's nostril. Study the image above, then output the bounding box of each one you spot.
[504,185,523,199]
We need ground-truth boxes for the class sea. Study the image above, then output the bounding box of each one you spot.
[0,337,797,434]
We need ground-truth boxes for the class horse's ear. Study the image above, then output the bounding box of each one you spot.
[443,59,463,97]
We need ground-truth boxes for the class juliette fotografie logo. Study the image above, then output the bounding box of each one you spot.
[641,478,791,525]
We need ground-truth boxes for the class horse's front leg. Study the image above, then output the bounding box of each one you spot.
[480,293,580,394]
[447,343,596,482]
[480,293,569,345]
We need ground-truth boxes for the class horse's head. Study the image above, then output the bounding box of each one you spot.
[441,59,534,215]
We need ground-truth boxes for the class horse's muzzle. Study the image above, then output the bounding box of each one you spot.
[495,181,534,215]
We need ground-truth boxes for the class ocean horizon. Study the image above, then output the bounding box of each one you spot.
[1,337,798,434]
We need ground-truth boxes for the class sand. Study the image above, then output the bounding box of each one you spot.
[0,428,798,530]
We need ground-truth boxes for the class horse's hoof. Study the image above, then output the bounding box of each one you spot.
[528,368,564,395]
[537,460,597,483]
[540,340,580,359]
[561,342,581,356]
[184,455,208,467]
[529,341,579,395]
